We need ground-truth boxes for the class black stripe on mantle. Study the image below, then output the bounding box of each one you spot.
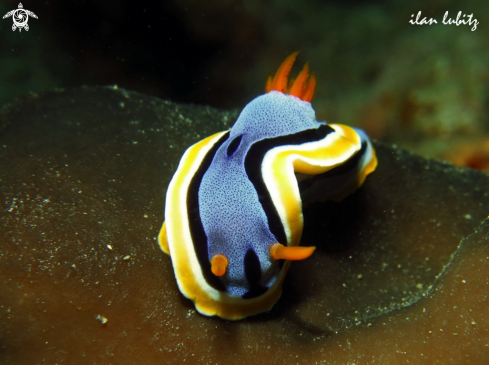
[297,140,368,192]
[187,131,230,292]
[244,124,335,247]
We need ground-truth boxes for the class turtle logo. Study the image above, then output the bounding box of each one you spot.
[3,3,38,32]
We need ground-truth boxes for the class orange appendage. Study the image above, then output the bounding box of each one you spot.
[301,73,316,102]
[265,52,317,102]
[211,254,229,276]
[266,51,299,93]
[289,62,309,97]
[269,243,316,261]
[265,75,273,94]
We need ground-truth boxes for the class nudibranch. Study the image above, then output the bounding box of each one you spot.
[158,52,377,320]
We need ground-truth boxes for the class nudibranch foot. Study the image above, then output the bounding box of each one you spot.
[158,221,169,255]
[159,52,377,320]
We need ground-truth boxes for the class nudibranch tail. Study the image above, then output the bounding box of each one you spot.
[265,52,317,102]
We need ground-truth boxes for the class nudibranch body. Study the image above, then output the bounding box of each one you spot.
[159,52,377,320]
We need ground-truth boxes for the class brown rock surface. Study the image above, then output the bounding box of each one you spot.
[0,87,488,364]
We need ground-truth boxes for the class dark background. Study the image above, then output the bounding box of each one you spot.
[1,0,488,169]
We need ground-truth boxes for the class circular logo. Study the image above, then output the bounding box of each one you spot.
[12,9,28,28]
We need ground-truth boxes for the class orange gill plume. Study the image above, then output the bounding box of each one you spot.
[265,52,317,103]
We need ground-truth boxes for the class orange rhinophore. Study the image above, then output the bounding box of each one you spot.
[269,243,316,261]
[211,254,228,276]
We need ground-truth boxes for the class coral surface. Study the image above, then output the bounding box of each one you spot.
[0,87,488,364]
